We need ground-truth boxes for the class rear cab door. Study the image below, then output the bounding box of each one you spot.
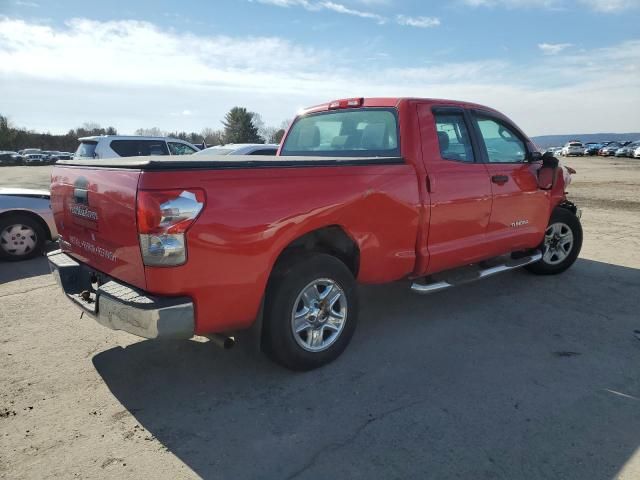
[416,103,493,275]
[469,110,549,255]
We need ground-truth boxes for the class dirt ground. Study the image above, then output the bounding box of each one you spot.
[1,157,639,479]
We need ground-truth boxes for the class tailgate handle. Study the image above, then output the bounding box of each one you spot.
[74,188,88,205]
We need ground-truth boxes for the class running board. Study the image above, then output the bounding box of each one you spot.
[410,251,542,294]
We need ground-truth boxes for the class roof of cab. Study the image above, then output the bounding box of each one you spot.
[300,97,500,116]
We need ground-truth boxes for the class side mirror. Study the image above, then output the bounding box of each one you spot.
[528,151,543,162]
[542,151,559,168]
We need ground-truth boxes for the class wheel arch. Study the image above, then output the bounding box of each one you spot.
[271,225,361,278]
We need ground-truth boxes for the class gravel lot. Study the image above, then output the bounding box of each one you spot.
[1,157,639,479]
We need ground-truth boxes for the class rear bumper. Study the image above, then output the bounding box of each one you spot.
[48,250,194,339]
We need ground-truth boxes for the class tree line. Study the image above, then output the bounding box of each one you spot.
[0,107,288,152]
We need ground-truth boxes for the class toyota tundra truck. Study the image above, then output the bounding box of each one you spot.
[48,97,582,371]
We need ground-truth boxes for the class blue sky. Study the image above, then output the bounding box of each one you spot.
[0,0,638,136]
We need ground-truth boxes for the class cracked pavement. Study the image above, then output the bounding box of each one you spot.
[1,157,640,479]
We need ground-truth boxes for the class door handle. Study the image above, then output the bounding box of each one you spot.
[491,175,509,184]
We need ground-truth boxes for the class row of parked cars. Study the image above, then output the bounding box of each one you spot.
[545,141,640,158]
[2,137,280,166]
[73,135,278,159]
[0,149,75,166]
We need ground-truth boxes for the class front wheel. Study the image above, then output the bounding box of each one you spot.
[526,208,583,275]
[262,253,358,371]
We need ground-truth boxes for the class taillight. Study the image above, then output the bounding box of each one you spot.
[136,189,205,267]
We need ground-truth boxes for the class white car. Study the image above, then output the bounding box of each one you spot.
[193,143,279,156]
[561,142,584,157]
[0,188,58,261]
[634,147,640,159]
[75,136,200,160]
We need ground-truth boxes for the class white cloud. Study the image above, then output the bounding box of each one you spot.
[461,0,561,7]
[13,0,39,6]
[579,0,640,11]
[460,0,640,10]
[538,42,573,54]
[396,15,441,28]
[252,0,385,22]
[0,17,638,136]
[319,1,386,22]
[253,0,440,26]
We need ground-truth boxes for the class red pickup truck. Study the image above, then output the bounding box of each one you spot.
[48,97,582,370]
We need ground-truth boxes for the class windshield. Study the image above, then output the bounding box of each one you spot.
[281,108,399,157]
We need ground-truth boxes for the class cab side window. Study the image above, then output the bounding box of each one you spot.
[474,117,526,163]
[434,112,475,162]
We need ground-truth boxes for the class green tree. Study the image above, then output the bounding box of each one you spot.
[201,128,224,146]
[222,107,262,144]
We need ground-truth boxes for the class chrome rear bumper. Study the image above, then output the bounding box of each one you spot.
[48,250,194,339]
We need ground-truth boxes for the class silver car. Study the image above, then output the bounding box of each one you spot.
[0,188,58,261]
[616,141,640,157]
[193,143,279,156]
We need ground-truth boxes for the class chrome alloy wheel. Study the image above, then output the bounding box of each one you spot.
[0,224,38,257]
[291,278,347,352]
[543,222,574,265]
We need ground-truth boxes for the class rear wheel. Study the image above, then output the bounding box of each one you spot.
[526,208,582,275]
[262,253,358,371]
[0,214,46,261]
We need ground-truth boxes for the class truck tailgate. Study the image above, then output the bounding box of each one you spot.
[50,166,146,289]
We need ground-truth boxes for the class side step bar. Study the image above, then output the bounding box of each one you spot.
[411,251,542,294]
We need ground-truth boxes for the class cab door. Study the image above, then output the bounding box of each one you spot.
[416,104,493,275]
[470,111,549,256]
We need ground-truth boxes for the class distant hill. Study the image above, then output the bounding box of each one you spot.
[531,133,640,148]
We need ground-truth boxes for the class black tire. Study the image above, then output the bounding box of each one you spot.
[525,208,582,275]
[262,253,358,371]
[0,213,47,261]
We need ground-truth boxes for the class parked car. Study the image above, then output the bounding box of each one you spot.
[74,136,200,160]
[48,97,582,371]
[0,151,24,166]
[40,151,56,163]
[543,147,559,156]
[633,146,640,158]
[561,142,584,157]
[23,153,47,165]
[193,144,279,156]
[583,143,601,155]
[599,143,621,156]
[18,148,41,155]
[0,188,59,261]
[53,152,73,162]
[551,147,563,156]
[615,141,640,157]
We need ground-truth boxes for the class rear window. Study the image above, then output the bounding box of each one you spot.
[281,108,399,157]
[110,140,169,157]
[75,141,97,158]
[569,142,583,147]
